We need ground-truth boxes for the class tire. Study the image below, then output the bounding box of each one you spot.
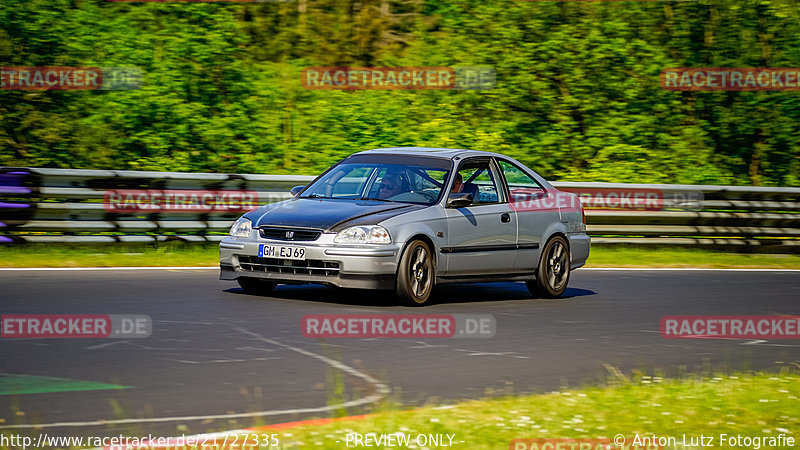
[526,235,570,298]
[237,277,277,294]
[396,240,435,306]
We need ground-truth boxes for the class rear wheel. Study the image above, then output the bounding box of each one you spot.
[396,240,434,306]
[237,277,277,294]
[526,235,570,298]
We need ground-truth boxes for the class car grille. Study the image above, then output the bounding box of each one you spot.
[238,255,340,277]
[259,227,322,241]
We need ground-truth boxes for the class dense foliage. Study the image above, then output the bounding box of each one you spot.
[1,0,798,185]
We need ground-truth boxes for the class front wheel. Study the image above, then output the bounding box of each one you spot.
[237,277,277,295]
[526,235,570,298]
[396,240,435,306]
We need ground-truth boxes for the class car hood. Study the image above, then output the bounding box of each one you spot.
[245,198,425,232]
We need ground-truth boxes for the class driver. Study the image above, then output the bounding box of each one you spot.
[378,171,409,199]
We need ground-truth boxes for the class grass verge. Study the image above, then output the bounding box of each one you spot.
[0,243,220,268]
[0,244,798,269]
[259,371,799,449]
[586,246,800,269]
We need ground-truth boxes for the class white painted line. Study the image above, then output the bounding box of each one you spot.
[0,327,390,430]
[85,340,129,350]
[237,327,391,400]
[740,340,800,348]
[166,357,283,364]
[0,266,217,271]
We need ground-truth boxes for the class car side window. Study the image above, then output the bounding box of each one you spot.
[497,160,546,203]
[455,158,501,205]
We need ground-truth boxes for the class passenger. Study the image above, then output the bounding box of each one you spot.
[450,173,463,193]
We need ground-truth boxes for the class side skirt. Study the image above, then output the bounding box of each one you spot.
[436,272,536,284]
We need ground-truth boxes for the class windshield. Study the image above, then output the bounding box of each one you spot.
[300,160,451,205]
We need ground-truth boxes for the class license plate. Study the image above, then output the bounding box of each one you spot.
[258,244,306,260]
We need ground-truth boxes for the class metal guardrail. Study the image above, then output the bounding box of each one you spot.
[1,168,799,253]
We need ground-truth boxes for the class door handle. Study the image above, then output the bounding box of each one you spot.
[500,213,511,223]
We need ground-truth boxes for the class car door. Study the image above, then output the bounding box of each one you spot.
[443,157,518,276]
[496,158,560,271]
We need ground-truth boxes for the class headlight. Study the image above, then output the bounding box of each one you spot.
[334,226,392,244]
[229,217,252,238]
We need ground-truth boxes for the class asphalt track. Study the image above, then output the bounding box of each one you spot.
[1,268,799,439]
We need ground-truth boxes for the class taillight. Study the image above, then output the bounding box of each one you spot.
[581,207,586,225]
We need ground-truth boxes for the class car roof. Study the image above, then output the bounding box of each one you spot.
[359,147,507,160]
[349,147,554,189]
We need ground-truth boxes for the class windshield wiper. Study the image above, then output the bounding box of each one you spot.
[303,194,332,199]
[359,197,396,203]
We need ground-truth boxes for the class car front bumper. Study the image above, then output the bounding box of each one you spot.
[219,234,401,290]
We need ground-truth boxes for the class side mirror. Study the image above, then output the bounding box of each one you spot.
[290,185,305,197]
[446,192,473,208]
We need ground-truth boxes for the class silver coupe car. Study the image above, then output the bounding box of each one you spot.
[219,147,590,305]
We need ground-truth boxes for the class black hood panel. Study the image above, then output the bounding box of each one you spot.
[246,198,423,231]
